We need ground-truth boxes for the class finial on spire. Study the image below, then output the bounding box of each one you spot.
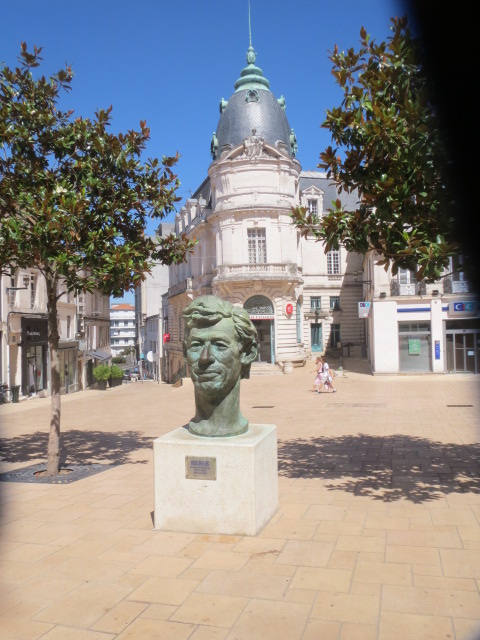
[248,0,252,46]
[234,0,270,92]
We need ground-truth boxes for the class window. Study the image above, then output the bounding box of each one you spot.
[397,268,418,295]
[327,250,340,275]
[248,228,266,263]
[330,324,341,348]
[67,316,71,339]
[451,254,466,282]
[399,268,416,284]
[310,297,322,312]
[307,199,317,215]
[330,296,340,311]
[30,275,35,309]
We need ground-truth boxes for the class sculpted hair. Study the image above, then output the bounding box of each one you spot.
[183,296,258,379]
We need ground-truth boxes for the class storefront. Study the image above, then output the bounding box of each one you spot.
[21,317,48,396]
[398,322,432,372]
[59,341,79,393]
[371,297,479,374]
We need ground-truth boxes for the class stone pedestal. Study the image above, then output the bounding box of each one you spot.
[153,423,278,535]
[283,361,294,374]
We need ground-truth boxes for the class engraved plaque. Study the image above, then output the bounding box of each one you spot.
[185,456,217,481]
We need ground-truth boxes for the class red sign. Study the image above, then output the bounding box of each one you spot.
[285,303,293,315]
[163,333,170,343]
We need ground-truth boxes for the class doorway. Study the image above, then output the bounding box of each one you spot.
[252,319,274,363]
[311,323,322,352]
[26,345,44,395]
[446,331,480,373]
[244,295,275,364]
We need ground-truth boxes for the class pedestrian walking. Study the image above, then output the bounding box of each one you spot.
[311,357,323,394]
[320,357,337,392]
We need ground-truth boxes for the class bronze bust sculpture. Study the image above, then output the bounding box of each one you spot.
[183,295,258,437]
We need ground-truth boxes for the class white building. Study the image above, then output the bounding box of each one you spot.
[134,224,173,379]
[0,268,110,398]
[165,42,366,380]
[362,253,479,374]
[110,303,136,358]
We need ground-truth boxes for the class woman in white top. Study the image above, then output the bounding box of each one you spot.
[320,357,337,392]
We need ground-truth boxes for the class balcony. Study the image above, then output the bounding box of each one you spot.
[213,263,303,284]
[390,280,426,296]
[304,309,331,320]
[168,278,193,298]
[443,277,469,294]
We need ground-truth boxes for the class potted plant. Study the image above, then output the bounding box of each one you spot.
[110,365,124,387]
[92,364,111,390]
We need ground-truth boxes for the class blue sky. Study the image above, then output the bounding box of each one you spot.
[1,0,408,303]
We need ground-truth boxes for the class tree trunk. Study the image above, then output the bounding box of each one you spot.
[46,277,61,476]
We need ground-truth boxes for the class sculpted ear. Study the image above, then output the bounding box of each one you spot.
[240,340,258,366]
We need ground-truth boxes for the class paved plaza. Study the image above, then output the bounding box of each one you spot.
[1,360,480,639]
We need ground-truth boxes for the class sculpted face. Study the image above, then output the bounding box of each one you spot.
[185,317,243,397]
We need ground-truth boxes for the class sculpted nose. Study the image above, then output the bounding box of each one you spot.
[199,344,213,363]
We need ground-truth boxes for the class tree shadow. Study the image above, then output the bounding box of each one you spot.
[278,433,480,504]
[0,430,154,467]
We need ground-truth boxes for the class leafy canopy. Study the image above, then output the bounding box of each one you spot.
[0,43,196,297]
[291,16,457,282]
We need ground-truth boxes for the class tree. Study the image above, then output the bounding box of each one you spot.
[291,16,458,282]
[0,44,195,475]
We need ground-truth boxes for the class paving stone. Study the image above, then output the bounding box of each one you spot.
[0,366,479,639]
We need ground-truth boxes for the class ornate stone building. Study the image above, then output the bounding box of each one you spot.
[165,42,365,380]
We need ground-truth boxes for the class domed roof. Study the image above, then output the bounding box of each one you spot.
[211,45,297,160]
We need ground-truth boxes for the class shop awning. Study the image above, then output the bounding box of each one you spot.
[87,350,111,361]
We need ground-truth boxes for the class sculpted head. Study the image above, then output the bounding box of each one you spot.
[182,296,258,437]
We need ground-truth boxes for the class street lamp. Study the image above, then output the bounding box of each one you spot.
[353,271,372,287]
[6,274,30,305]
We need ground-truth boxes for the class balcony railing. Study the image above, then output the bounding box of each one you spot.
[390,280,426,296]
[443,277,469,294]
[168,278,193,298]
[213,263,303,283]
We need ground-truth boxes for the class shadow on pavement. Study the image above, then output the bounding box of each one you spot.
[340,357,373,376]
[278,434,480,504]
[0,429,154,467]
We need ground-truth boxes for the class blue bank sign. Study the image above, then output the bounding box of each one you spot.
[358,301,371,318]
[449,301,478,316]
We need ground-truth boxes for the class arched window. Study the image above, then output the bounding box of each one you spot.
[244,296,274,317]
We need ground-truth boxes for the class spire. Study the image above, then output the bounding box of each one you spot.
[234,2,270,92]
[248,0,252,47]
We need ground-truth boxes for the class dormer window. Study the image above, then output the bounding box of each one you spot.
[245,89,259,103]
[301,186,324,216]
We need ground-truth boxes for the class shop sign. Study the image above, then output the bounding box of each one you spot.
[285,303,293,316]
[449,301,478,316]
[435,340,440,360]
[358,301,371,318]
[21,317,48,343]
[163,333,170,343]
